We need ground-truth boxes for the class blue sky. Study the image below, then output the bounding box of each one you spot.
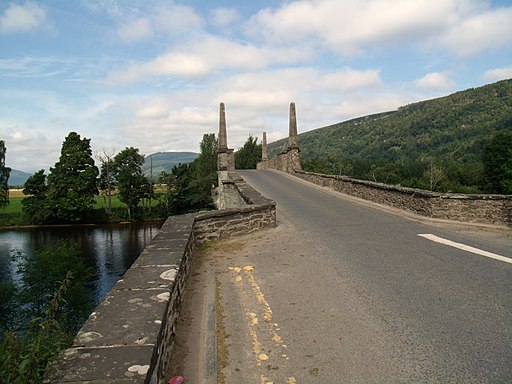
[1,0,511,173]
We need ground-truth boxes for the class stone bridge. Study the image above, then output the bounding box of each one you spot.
[48,103,511,383]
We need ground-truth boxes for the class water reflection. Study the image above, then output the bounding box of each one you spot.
[0,221,163,304]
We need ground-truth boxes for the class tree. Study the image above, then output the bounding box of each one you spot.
[46,132,99,222]
[14,241,94,329]
[235,134,261,169]
[97,149,116,215]
[425,161,447,191]
[193,133,218,178]
[158,164,193,215]
[22,170,52,224]
[112,147,150,220]
[188,133,218,209]
[1,242,93,384]
[482,131,512,194]
[157,134,218,216]
[0,140,11,209]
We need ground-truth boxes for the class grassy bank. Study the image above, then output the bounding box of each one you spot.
[0,190,162,227]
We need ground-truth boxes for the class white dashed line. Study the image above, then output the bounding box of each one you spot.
[418,233,512,265]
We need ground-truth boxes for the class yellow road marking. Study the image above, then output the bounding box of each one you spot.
[229,265,295,383]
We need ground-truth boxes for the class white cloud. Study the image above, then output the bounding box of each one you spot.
[135,99,170,119]
[112,2,204,44]
[98,65,386,157]
[153,3,204,36]
[0,126,59,172]
[214,67,382,116]
[440,7,512,57]
[209,7,241,28]
[248,0,455,55]
[483,66,512,81]
[413,72,456,92]
[247,0,512,57]
[105,35,312,86]
[117,17,153,42]
[0,2,47,34]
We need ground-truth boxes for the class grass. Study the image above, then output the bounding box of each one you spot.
[94,195,128,209]
[2,192,132,215]
[2,197,23,214]
[1,191,163,226]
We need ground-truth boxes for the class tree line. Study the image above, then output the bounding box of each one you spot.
[1,132,220,225]
[301,130,512,194]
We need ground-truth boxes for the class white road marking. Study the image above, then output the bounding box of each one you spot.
[418,233,512,265]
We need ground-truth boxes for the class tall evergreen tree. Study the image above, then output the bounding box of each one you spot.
[0,140,11,209]
[46,132,99,222]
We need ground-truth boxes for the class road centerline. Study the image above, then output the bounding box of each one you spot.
[418,233,512,264]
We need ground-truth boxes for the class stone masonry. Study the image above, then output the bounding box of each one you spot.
[257,103,511,226]
[46,174,276,383]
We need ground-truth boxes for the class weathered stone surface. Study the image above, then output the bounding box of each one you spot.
[291,170,511,225]
[49,173,277,383]
[46,345,156,383]
[218,102,228,153]
[75,289,168,348]
[288,102,299,150]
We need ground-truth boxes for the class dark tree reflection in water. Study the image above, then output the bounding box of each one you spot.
[0,221,163,305]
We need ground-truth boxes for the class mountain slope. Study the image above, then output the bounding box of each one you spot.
[8,169,32,187]
[268,79,512,191]
[143,151,198,177]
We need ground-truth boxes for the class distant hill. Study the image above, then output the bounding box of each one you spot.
[6,152,198,187]
[143,151,198,178]
[8,169,32,187]
[268,78,512,192]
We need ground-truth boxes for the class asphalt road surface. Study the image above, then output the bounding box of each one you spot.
[173,169,512,383]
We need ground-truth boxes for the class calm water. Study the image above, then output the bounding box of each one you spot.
[0,221,163,304]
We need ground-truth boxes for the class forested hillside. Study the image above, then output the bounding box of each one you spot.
[268,79,512,193]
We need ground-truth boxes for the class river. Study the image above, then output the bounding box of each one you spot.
[0,221,163,305]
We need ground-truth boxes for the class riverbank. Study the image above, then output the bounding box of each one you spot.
[0,194,165,228]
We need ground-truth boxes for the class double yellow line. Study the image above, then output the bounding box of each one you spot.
[229,266,297,384]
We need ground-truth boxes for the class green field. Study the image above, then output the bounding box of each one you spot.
[1,195,130,215]
[2,196,23,214]
[0,193,163,226]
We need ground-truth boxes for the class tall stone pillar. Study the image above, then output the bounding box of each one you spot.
[288,102,299,150]
[215,102,237,208]
[217,102,234,173]
[262,131,268,161]
[218,102,228,153]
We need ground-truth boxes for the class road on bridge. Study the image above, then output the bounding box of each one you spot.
[171,169,512,383]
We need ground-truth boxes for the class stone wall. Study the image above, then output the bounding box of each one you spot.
[46,174,276,383]
[257,148,301,173]
[293,170,512,226]
[257,150,511,226]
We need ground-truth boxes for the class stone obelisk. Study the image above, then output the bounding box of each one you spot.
[217,102,234,172]
[218,102,228,154]
[288,102,299,150]
[262,131,268,161]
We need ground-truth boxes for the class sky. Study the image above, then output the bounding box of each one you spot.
[1,0,511,173]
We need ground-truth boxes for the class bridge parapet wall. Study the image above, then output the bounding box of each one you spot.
[293,170,511,226]
[257,148,301,173]
[47,173,275,383]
